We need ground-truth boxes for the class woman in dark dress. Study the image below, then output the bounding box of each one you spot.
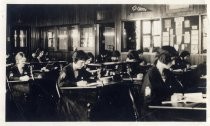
[7,52,35,121]
[125,50,142,77]
[56,50,93,121]
[31,48,45,63]
[95,50,111,63]
[57,50,90,87]
[110,50,121,62]
[172,50,191,70]
[140,50,183,120]
[8,52,30,93]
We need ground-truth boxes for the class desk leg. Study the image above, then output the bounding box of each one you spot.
[128,88,139,121]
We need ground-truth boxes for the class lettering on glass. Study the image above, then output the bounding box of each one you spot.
[131,5,149,12]
[14,30,17,47]
[48,32,55,48]
[19,30,25,47]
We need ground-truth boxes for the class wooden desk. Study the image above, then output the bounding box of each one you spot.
[149,102,206,111]
[58,80,140,121]
[144,102,206,121]
[7,75,43,83]
[59,80,134,90]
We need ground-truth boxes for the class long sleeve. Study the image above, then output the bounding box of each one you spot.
[57,64,77,87]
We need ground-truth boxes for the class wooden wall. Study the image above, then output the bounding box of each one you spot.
[121,52,206,65]
[7,4,207,63]
[121,4,207,20]
[119,4,207,65]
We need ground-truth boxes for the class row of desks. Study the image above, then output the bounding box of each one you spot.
[6,61,207,121]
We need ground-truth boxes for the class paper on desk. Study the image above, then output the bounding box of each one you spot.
[172,69,183,72]
[162,92,206,104]
[200,75,206,79]
[184,92,206,103]
[190,65,197,69]
[87,82,101,87]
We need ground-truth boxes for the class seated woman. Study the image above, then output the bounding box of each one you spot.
[141,50,183,107]
[125,50,142,77]
[31,49,48,70]
[8,52,30,82]
[153,46,178,66]
[172,50,191,70]
[42,50,51,62]
[95,50,111,63]
[7,52,35,120]
[57,50,91,87]
[31,48,44,63]
[110,50,121,62]
[56,50,93,121]
[126,50,139,62]
[137,49,147,66]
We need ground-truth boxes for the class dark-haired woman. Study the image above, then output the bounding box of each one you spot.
[57,50,90,87]
[172,50,191,70]
[57,50,92,121]
[31,49,44,63]
[95,50,111,63]
[140,51,183,120]
[110,50,121,62]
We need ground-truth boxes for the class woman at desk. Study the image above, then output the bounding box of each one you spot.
[31,49,44,63]
[140,50,183,115]
[7,52,35,120]
[140,50,184,120]
[57,50,92,121]
[95,50,111,63]
[110,50,121,62]
[125,50,142,77]
[172,50,191,70]
[31,49,48,70]
[58,50,90,87]
[8,52,30,89]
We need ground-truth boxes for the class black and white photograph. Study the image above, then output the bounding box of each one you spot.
[1,0,209,125]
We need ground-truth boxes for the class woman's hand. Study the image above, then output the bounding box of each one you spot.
[59,72,66,80]
[41,67,50,72]
[19,75,30,81]
[77,80,87,87]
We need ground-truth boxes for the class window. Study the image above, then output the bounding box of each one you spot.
[152,20,161,47]
[46,27,57,50]
[69,25,79,51]
[19,30,27,47]
[201,15,207,53]
[142,21,151,34]
[58,27,68,50]
[80,26,95,48]
[142,20,161,52]
[13,29,27,47]
[47,31,55,48]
